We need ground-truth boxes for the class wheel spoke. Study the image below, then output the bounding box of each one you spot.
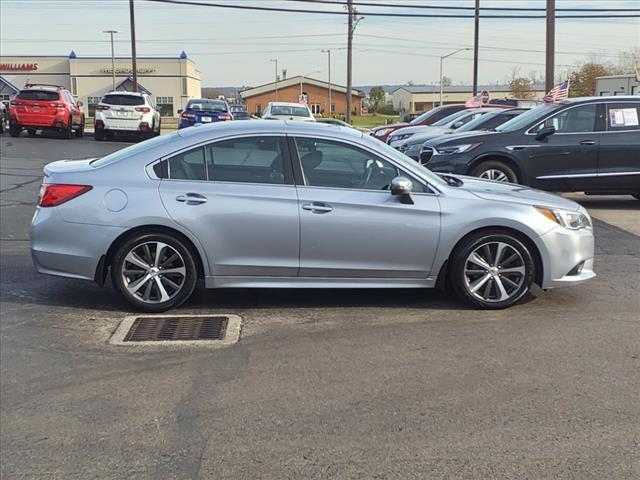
[125,252,151,270]
[469,273,492,293]
[500,275,521,289]
[494,242,507,267]
[161,252,179,268]
[126,273,152,294]
[161,267,186,276]
[155,277,171,302]
[468,252,491,270]
[500,266,525,275]
[162,276,182,291]
[142,279,154,301]
[493,276,510,301]
[142,244,153,265]
[153,242,168,268]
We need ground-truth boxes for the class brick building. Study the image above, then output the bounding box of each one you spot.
[240,76,364,117]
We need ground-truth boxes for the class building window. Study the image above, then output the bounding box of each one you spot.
[87,96,102,117]
[330,103,336,113]
[156,96,174,117]
[310,103,321,115]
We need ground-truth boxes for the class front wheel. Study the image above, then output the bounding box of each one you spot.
[9,125,20,137]
[471,160,519,184]
[450,231,535,309]
[111,232,198,312]
[75,118,84,137]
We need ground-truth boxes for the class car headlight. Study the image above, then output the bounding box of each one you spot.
[435,143,482,154]
[535,206,592,230]
[374,128,392,137]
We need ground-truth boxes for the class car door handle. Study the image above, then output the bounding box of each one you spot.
[580,140,596,146]
[302,202,333,214]
[176,193,207,205]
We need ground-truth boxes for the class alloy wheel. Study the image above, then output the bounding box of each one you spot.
[121,241,186,304]
[463,241,526,303]
[479,169,509,182]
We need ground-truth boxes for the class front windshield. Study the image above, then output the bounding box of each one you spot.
[495,104,558,132]
[271,105,310,117]
[432,109,470,127]
[361,135,447,187]
[455,111,499,132]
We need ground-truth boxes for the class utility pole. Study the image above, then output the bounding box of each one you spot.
[545,0,555,92]
[103,30,118,91]
[129,0,138,92]
[346,0,354,123]
[322,49,332,115]
[270,59,278,101]
[472,0,480,95]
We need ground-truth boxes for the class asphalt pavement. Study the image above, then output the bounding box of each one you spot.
[1,131,639,479]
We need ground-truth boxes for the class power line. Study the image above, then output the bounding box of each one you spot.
[144,0,640,18]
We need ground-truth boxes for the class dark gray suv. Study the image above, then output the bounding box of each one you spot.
[421,96,640,198]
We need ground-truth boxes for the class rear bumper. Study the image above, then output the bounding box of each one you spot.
[10,113,68,128]
[31,208,125,281]
[536,225,596,289]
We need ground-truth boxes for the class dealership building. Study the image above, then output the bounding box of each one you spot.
[0,52,201,117]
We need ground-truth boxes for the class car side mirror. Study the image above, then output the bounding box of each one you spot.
[391,176,414,204]
[452,120,464,129]
[535,125,555,141]
[177,109,184,114]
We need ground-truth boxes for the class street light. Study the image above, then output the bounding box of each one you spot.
[439,48,471,106]
[103,30,118,91]
[270,59,278,101]
[321,49,332,115]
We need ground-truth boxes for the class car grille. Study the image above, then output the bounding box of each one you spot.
[420,147,434,164]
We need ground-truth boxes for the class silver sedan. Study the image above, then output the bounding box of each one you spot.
[31,120,595,312]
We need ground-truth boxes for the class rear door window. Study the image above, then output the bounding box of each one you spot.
[101,94,145,106]
[606,102,640,131]
[17,90,60,101]
[167,147,206,181]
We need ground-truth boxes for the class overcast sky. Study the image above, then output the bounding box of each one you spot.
[1,0,638,88]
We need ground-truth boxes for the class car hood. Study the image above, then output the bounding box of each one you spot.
[372,122,408,132]
[392,125,449,138]
[404,128,457,146]
[457,176,581,210]
[425,130,500,147]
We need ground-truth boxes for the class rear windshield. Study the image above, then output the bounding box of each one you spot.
[17,90,60,101]
[101,94,145,106]
[230,105,246,112]
[270,105,310,117]
[432,109,470,126]
[187,100,227,111]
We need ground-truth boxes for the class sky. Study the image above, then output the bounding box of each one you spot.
[1,0,639,88]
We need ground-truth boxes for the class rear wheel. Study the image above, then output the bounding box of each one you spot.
[471,160,519,184]
[111,232,198,312]
[74,118,84,137]
[27,129,36,137]
[60,119,72,139]
[9,125,20,137]
[450,230,535,309]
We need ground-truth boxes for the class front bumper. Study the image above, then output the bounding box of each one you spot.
[425,152,471,174]
[31,207,125,281]
[536,225,596,289]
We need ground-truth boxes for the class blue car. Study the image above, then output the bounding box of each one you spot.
[178,99,232,129]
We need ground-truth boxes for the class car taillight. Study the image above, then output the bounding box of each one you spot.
[181,112,195,119]
[51,102,65,108]
[135,107,151,113]
[10,100,22,106]
[39,184,92,208]
[95,105,110,111]
[220,114,232,121]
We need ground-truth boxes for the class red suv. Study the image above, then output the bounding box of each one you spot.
[9,84,85,139]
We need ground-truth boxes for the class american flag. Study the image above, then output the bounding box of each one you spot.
[543,80,570,103]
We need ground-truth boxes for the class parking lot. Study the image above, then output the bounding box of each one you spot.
[1,133,639,479]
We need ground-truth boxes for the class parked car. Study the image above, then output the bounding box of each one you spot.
[421,96,640,198]
[398,108,528,161]
[32,121,595,312]
[8,84,85,139]
[388,108,490,148]
[262,102,315,121]
[178,99,233,129]
[316,117,371,134]
[229,104,249,120]
[370,103,507,142]
[95,92,160,141]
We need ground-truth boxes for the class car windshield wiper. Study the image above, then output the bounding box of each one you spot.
[437,174,464,187]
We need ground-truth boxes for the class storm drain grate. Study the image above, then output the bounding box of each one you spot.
[110,314,242,347]
[124,316,228,342]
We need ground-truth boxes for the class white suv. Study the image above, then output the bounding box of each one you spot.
[94,92,161,141]
[262,102,315,122]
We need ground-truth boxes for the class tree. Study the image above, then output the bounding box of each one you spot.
[509,77,535,99]
[441,76,452,87]
[368,86,386,112]
[568,63,610,97]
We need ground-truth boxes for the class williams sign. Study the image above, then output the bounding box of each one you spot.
[0,63,39,71]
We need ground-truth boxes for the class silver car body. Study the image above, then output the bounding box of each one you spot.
[31,121,595,291]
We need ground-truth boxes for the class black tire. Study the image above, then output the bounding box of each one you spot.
[74,118,84,138]
[60,119,72,139]
[470,160,519,184]
[155,118,161,137]
[111,232,198,312]
[450,230,535,310]
[9,125,20,137]
[633,194,640,200]
[94,129,105,141]
[27,129,37,137]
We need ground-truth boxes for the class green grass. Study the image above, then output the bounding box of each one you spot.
[351,114,400,129]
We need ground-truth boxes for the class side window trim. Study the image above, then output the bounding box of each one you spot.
[288,134,431,193]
